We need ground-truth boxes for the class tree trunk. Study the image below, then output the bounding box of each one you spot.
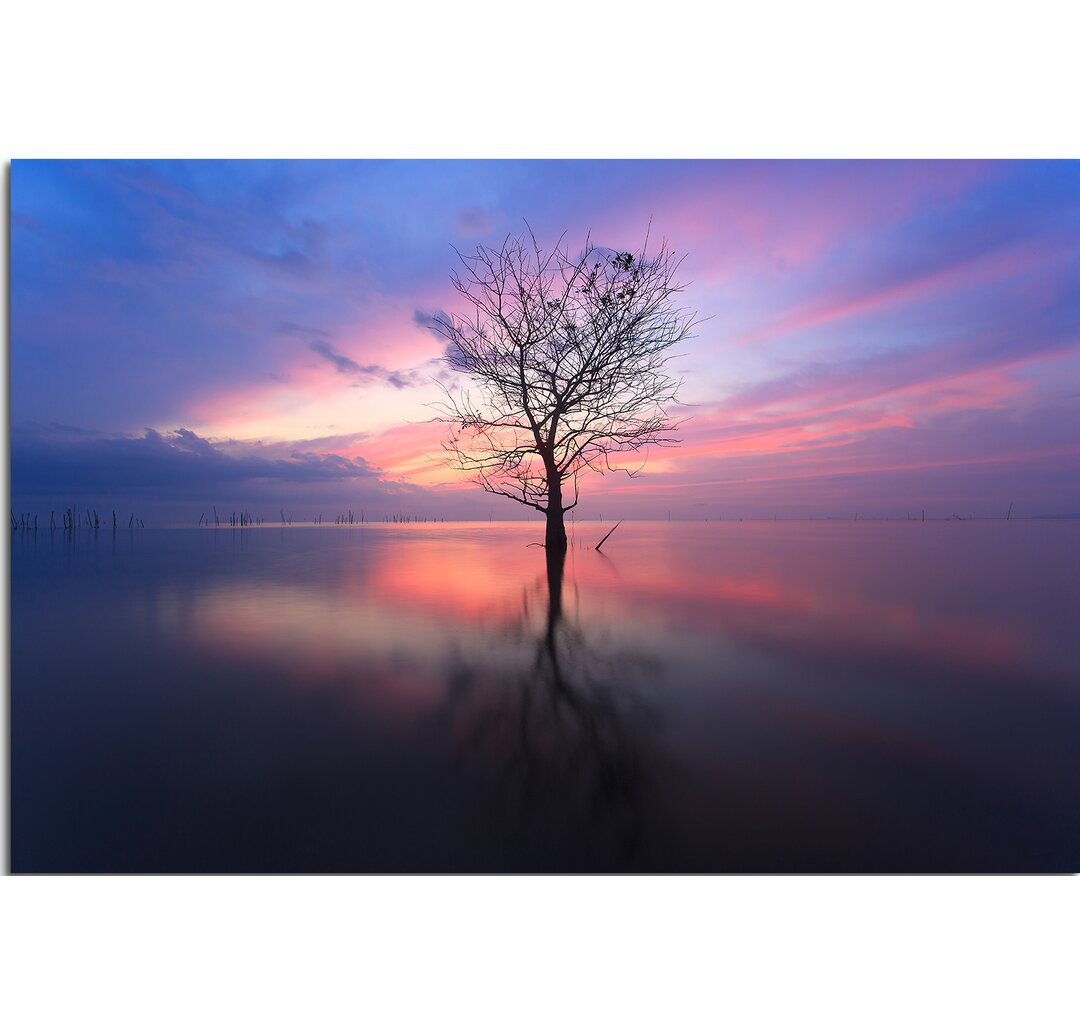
[545,510,567,553]
[544,468,567,554]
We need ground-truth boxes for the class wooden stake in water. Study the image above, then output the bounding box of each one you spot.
[596,519,623,552]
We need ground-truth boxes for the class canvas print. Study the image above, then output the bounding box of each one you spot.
[9,159,1080,872]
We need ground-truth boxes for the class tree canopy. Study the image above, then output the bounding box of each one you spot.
[434,229,696,549]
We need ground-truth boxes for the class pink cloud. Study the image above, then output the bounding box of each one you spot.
[727,234,1055,349]
[586,161,993,281]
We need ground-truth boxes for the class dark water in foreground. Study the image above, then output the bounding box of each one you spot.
[11,520,1080,872]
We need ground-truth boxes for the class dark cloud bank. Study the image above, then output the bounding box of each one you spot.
[11,425,430,524]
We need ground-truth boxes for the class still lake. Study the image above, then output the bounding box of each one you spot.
[11,519,1080,872]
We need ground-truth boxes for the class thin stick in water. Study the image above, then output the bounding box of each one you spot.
[596,519,623,552]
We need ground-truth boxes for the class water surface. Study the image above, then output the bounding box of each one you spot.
[11,520,1080,871]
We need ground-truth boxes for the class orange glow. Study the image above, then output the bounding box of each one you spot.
[334,419,451,481]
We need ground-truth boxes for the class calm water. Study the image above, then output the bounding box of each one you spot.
[11,520,1080,872]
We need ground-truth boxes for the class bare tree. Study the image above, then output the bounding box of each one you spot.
[434,229,696,552]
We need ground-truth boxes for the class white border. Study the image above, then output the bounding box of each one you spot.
[3,4,1077,1020]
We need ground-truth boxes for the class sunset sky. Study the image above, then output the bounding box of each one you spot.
[11,159,1080,522]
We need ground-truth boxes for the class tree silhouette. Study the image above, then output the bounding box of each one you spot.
[434,229,696,551]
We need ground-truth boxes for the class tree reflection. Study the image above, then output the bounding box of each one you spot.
[441,546,665,866]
